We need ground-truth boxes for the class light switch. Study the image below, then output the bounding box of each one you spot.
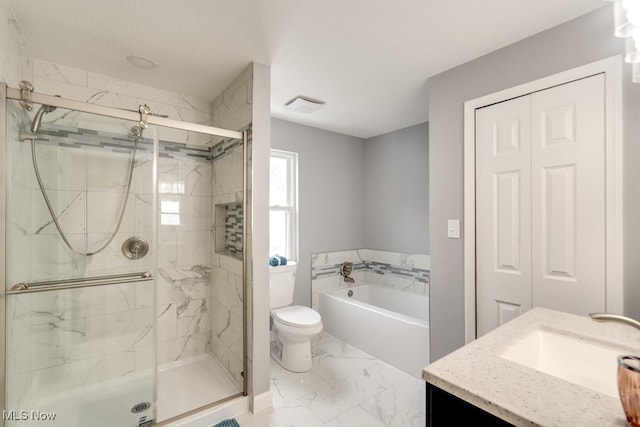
[447,219,460,239]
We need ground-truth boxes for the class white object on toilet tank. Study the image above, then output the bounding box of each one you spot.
[269,261,298,308]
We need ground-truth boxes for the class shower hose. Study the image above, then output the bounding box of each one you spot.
[30,130,139,256]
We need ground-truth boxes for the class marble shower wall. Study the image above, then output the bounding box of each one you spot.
[0,5,27,86]
[4,57,218,407]
[6,110,157,285]
[155,151,213,365]
[210,64,253,388]
[211,65,252,139]
[311,249,431,311]
[7,280,156,408]
[28,59,213,135]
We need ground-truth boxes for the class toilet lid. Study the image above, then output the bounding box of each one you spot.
[273,306,321,327]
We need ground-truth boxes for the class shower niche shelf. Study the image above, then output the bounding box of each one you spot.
[214,202,243,260]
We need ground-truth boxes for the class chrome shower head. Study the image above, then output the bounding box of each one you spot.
[30,103,57,133]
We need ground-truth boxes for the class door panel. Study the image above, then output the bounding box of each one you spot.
[495,171,522,272]
[542,165,577,279]
[475,95,532,337]
[531,74,606,314]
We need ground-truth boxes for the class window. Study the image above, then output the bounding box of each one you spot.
[160,199,180,225]
[270,149,298,261]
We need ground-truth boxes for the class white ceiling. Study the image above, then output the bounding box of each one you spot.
[6,0,606,138]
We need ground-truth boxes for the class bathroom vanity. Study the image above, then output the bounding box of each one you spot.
[422,307,640,426]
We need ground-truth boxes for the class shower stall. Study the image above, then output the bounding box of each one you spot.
[0,81,249,426]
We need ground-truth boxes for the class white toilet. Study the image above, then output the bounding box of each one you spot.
[270,261,323,372]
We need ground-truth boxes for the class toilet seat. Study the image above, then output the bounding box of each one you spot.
[273,305,321,328]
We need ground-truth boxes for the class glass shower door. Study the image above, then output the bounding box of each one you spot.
[4,99,158,427]
[153,123,245,422]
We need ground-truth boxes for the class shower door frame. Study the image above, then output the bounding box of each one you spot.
[0,83,7,426]
[0,82,250,425]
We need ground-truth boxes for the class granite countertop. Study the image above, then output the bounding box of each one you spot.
[422,307,640,427]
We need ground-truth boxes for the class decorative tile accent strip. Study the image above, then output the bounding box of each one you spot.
[312,260,429,283]
[25,122,250,163]
[225,202,243,255]
[157,139,211,160]
[210,136,242,160]
[12,102,249,162]
[210,124,251,160]
[34,125,214,161]
[311,261,366,280]
[366,261,430,283]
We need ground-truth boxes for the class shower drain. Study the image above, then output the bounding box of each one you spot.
[131,402,151,414]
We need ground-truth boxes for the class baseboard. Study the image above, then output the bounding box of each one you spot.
[251,390,273,415]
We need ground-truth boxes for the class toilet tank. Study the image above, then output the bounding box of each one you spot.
[269,261,298,309]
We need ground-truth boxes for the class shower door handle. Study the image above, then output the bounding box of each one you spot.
[7,271,153,295]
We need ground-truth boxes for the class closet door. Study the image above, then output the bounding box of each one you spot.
[475,74,606,337]
[530,74,606,314]
[475,95,532,337]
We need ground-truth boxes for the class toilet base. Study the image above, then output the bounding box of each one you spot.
[270,335,313,373]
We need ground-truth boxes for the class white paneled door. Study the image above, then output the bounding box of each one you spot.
[476,95,532,336]
[475,74,606,337]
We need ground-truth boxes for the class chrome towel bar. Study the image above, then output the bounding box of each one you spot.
[8,271,152,295]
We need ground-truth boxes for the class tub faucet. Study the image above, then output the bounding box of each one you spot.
[339,262,355,284]
[590,313,640,331]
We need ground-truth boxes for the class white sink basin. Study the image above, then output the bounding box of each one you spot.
[500,327,623,398]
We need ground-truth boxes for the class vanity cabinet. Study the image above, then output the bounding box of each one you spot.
[425,383,514,427]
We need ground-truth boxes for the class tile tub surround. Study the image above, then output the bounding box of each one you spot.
[311,249,430,310]
[422,308,640,426]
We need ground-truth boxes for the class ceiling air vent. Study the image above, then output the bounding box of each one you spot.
[284,96,325,113]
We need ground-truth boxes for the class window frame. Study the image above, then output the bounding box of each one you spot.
[269,149,298,262]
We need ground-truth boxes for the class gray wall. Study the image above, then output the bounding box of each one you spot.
[271,118,366,306]
[428,4,640,361]
[364,122,429,254]
[271,118,431,306]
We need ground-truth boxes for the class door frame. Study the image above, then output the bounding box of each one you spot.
[463,55,623,343]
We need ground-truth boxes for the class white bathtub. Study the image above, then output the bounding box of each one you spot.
[318,283,429,379]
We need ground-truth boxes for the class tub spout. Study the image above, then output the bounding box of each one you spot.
[590,313,640,331]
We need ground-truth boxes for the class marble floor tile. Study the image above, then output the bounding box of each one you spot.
[284,379,366,423]
[271,370,333,408]
[359,377,426,427]
[237,405,324,427]
[320,406,387,427]
[236,332,426,427]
